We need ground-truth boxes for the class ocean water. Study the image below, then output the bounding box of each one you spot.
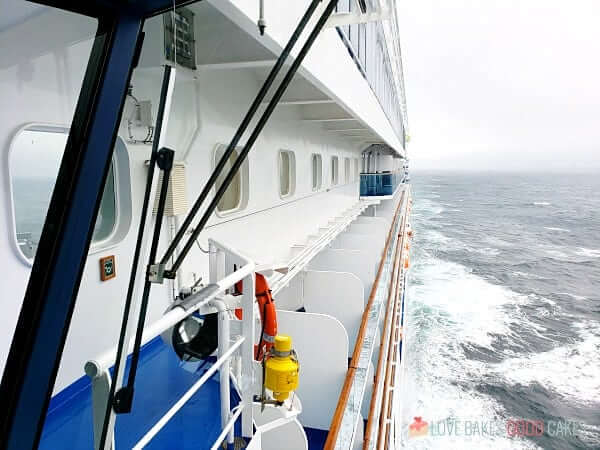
[400,172,600,449]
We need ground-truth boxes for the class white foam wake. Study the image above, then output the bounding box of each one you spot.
[575,247,600,258]
[497,321,600,405]
[400,253,542,449]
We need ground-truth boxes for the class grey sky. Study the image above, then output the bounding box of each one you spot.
[398,0,600,172]
[11,129,65,179]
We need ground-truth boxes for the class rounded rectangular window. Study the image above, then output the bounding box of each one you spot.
[344,157,351,184]
[311,154,322,191]
[331,156,339,185]
[214,144,248,214]
[278,150,296,198]
[10,126,118,261]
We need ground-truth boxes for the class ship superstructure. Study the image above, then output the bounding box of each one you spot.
[0,1,411,449]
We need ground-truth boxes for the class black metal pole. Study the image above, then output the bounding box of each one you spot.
[97,65,173,449]
[0,14,144,450]
[159,0,322,265]
[166,0,339,277]
[113,147,174,413]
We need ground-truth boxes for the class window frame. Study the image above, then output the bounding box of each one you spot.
[278,149,296,199]
[7,123,126,266]
[213,143,249,216]
[311,153,323,192]
[331,155,339,185]
[344,157,351,184]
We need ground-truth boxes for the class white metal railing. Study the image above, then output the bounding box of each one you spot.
[85,238,256,450]
[364,186,410,450]
[329,188,408,450]
[270,200,377,295]
[133,337,245,449]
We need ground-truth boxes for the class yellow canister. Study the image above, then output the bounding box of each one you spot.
[264,335,299,402]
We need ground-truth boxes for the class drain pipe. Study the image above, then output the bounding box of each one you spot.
[211,299,234,450]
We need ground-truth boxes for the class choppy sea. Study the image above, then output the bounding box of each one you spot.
[400,172,600,449]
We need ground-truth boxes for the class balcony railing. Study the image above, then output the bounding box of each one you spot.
[360,171,404,197]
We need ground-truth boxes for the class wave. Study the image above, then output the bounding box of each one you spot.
[543,227,570,232]
[575,247,600,258]
[424,230,453,246]
[533,201,551,206]
[556,292,588,301]
[497,321,600,405]
[401,257,541,449]
[468,246,500,257]
[544,248,570,260]
[484,236,515,248]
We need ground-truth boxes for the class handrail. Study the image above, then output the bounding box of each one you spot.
[376,220,405,449]
[271,200,375,295]
[360,170,404,176]
[86,238,255,450]
[85,255,255,377]
[132,337,245,449]
[380,188,411,449]
[324,189,406,449]
[209,404,244,450]
[362,213,404,449]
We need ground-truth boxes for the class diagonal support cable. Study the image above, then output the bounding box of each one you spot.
[159,0,323,268]
[163,0,340,278]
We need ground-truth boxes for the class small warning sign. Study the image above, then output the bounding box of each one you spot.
[100,255,116,281]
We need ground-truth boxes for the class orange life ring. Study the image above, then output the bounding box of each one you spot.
[234,273,277,360]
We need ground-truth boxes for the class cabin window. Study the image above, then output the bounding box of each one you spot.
[311,154,323,191]
[331,156,339,185]
[344,157,351,183]
[9,126,120,261]
[278,150,296,198]
[214,144,248,214]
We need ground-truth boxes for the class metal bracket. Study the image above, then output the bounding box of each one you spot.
[148,263,166,283]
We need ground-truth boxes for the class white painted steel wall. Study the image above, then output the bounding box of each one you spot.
[209,0,405,153]
[0,6,369,393]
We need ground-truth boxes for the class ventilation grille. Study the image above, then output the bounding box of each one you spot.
[153,162,188,216]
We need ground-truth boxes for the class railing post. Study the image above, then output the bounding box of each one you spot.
[214,300,233,449]
[241,272,256,438]
[90,370,115,450]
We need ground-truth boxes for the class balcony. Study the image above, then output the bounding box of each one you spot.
[360,171,404,197]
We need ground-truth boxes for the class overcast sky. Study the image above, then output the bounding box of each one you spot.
[398,0,600,172]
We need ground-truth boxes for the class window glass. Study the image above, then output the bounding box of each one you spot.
[278,150,295,198]
[311,154,322,191]
[94,164,116,242]
[331,156,339,185]
[354,158,359,180]
[10,127,117,260]
[215,145,242,213]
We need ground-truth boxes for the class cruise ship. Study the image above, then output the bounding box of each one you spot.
[0,1,411,449]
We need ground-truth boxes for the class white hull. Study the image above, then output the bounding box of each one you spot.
[0,1,409,448]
